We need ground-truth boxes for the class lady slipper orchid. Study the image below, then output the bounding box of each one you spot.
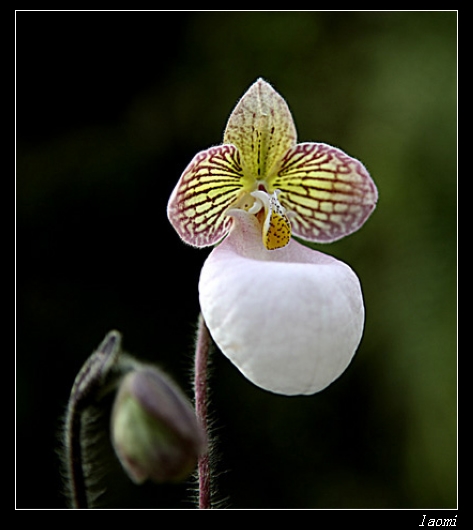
[167,78,378,395]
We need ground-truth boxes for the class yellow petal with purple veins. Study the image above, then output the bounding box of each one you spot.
[167,144,245,247]
[269,143,378,243]
[223,78,297,183]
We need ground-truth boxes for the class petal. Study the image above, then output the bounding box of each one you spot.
[269,142,378,243]
[223,78,297,183]
[198,210,365,395]
[167,144,245,247]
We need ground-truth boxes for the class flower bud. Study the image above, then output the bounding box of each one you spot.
[111,367,206,484]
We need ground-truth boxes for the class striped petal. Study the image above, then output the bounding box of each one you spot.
[269,142,378,243]
[167,144,245,247]
[223,78,297,183]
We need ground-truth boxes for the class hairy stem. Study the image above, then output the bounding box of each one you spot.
[63,331,124,508]
[64,400,89,508]
[194,314,212,509]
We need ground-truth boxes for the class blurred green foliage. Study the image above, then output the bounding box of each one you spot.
[17,11,456,508]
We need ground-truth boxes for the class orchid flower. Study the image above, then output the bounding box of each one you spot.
[167,78,378,395]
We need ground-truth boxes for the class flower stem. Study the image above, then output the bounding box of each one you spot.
[63,331,124,508]
[64,399,89,508]
[194,314,212,509]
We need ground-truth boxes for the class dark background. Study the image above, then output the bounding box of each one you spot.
[17,11,457,509]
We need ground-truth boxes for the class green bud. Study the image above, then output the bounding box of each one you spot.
[111,367,206,484]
